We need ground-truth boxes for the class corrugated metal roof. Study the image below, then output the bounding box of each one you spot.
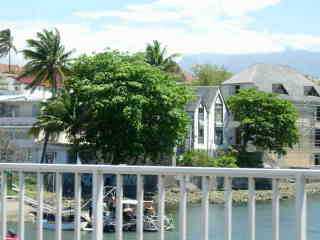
[222,64,320,98]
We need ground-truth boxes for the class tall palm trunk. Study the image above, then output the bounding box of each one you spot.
[40,76,57,164]
[8,49,11,73]
[40,131,49,163]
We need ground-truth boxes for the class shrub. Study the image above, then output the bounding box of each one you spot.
[178,150,237,168]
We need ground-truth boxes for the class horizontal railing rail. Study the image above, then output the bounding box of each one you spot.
[0,163,320,177]
[0,163,318,240]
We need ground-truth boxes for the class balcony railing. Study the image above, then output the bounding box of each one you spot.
[0,117,37,126]
[0,163,318,240]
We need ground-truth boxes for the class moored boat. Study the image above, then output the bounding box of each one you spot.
[42,213,89,231]
[6,230,19,240]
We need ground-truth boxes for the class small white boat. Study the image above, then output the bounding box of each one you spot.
[39,212,89,231]
[43,219,88,231]
[143,215,175,232]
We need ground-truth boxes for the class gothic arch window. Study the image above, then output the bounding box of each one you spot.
[215,96,223,123]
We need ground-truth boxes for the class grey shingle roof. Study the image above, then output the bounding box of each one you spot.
[186,86,219,112]
[222,64,320,98]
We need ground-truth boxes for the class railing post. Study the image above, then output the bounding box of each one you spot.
[179,176,187,240]
[55,173,62,240]
[92,172,104,240]
[19,171,25,240]
[248,177,255,240]
[74,172,82,240]
[1,170,7,240]
[272,179,280,240]
[201,176,209,240]
[158,175,165,240]
[224,177,232,240]
[137,174,144,240]
[116,174,123,240]
[296,174,307,240]
[37,172,44,240]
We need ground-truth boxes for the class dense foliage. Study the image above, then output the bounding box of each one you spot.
[36,50,192,164]
[227,88,299,156]
[178,150,238,168]
[191,64,232,86]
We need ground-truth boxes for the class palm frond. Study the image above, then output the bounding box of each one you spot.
[20,28,72,95]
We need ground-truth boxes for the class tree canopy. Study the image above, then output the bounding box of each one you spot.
[191,64,232,86]
[36,50,192,164]
[227,88,299,156]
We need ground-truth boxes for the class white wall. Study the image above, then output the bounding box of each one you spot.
[190,89,229,156]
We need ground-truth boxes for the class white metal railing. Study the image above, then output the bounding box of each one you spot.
[0,163,318,240]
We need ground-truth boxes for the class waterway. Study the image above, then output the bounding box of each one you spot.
[8,194,320,239]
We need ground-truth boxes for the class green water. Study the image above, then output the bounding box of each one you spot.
[8,194,320,240]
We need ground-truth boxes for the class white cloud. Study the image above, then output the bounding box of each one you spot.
[2,0,320,66]
[74,0,281,22]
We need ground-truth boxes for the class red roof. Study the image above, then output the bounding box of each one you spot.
[0,64,22,74]
[15,75,63,88]
[183,72,195,83]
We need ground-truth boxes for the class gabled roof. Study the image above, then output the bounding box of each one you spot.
[222,63,320,98]
[186,86,220,112]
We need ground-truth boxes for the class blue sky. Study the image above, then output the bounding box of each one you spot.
[1,0,320,64]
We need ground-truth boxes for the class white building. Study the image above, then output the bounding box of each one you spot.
[0,73,70,163]
[221,63,320,168]
[184,86,229,156]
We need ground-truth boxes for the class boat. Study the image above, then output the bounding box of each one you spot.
[30,211,89,231]
[42,212,89,231]
[143,215,175,232]
[101,198,175,232]
[6,230,19,240]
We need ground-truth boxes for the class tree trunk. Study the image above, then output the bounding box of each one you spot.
[8,50,11,73]
[40,132,49,163]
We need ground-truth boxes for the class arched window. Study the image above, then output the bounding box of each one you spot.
[198,105,205,144]
[214,96,224,145]
[215,97,223,123]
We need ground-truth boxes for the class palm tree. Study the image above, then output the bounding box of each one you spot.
[31,89,84,163]
[145,40,180,73]
[19,28,72,97]
[20,28,73,163]
[0,29,17,73]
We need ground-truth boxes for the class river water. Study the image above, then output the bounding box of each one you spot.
[8,194,320,240]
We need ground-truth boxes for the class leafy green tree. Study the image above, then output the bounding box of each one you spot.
[145,40,180,73]
[43,50,192,164]
[178,150,237,168]
[191,64,232,86]
[0,29,17,73]
[19,28,72,163]
[227,88,299,156]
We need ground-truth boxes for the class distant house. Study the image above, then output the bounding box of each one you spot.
[221,63,320,168]
[183,86,229,156]
[0,64,22,74]
[0,72,70,163]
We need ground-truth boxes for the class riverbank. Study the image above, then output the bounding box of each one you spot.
[160,182,320,209]
[5,197,34,222]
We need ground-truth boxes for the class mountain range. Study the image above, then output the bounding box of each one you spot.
[179,50,320,78]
